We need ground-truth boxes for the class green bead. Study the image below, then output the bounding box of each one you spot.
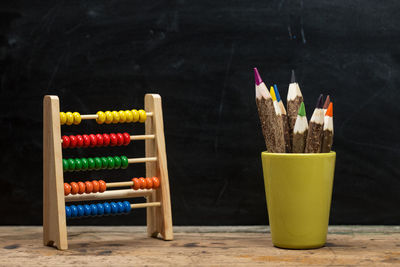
[101,157,108,169]
[62,159,69,171]
[81,158,88,171]
[87,158,95,170]
[74,158,82,171]
[67,159,75,171]
[113,156,121,169]
[107,156,115,169]
[94,157,102,170]
[120,156,128,169]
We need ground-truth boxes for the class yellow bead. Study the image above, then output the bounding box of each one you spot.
[60,112,66,125]
[131,109,139,122]
[96,111,106,124]
[112,111,120,123]
[65,112,74,125]
[105,111,113,124]
[118,110,126,123]
[124,110,133,122]
[72,112,81,125]
[138,109,147,123]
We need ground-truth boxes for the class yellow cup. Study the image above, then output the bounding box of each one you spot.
[261,151,336,249]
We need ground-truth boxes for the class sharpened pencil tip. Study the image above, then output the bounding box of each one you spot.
[270,86,277,101]
[316,94,324,108]
[273,84,281,102]
[325,102,333,117]
[323,95,330,109]
[254,68,262,86]
[291,70,296,83]
[298,102,306,116]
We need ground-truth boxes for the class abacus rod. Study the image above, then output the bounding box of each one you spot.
[131,202,161,209]
[106,181,133,188]
[80,112,153,120]
[65,189,154,202]
[60,134,155,143]
[128,157,157,163]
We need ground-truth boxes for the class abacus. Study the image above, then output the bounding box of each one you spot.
[43,94,173,250]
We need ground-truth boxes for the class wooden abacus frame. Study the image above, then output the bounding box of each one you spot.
[43,94,173,250]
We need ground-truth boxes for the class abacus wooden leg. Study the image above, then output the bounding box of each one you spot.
[43,95,68,250]
[145,94,173,241]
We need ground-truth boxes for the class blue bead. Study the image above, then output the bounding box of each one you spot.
[84,204,91,216]
[96,203,104,216]
[103,202,111,215]
[70,205,78,217]
[90,204,98,216]
[110,202,118,214]
[77,205,85,217]
[123,201,131,213]
[65,206,71,218]
[117,202,125,213]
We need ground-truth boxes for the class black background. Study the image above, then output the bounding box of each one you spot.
[0,0,399,225]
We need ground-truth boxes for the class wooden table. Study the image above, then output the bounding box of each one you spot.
[1,226,399,266]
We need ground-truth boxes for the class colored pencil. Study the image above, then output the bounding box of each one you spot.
[323,95,330,115]
[269,86,286,153]
[292,102,308,153]
[305,94,324,153]
[286,70,304,149]
[273,84,291,152]
[321,102,334,153]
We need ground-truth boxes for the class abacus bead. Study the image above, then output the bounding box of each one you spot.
[87,158,95,170]
[94,157,102,170]
[74,158,82,171]
[67,159,75,171]
[123,201,131,213]
[117,202,125,213]
[102,134,110,146]
[60,112,67,125]
[132,178,140,190]
[145,177,153,189]
[84,204,91,216]
[122,133,131,145]
[92,180,99,193]
[96,203,105,215]
[78,181,85,194]
[69,135,77,148]
[62,136,70,148]
[96,111,106,124]
[96,134,103,147]
[65,206,71,218]
[152,177,160,188]
[81,158,89,171]
[138,109,147,123]
[107,156,115,169]
[131,109,139,122]
[113,156,121,169]
[77,205,85,217]
[105,111,113,124]
[85,181,93,193]
[64,183,71,196]
[90,204,98,216]
[116,133,124,146]
[66,112,74,125]
[111,111,120,123]
[120,156,128,169]
[109,133,118,146]
[75,135,84,147]
[73,112,81,125]
[98,180,107,192]
[89,134,97,147]
[70,182,79,195]
[70,205,78,217]
[124,110,133,122]
[118,110,126,123]
[139,177,147,189]
[110,202,118,214]
[82,135,91,147]
[103,202,111,215]
[62,159,69,171]
[101,157,108,169]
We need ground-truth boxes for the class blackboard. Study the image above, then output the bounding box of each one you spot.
[0,0,399,225]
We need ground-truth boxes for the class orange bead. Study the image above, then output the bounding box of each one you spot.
[70,182,79,195]
[98,180,107,193]
[92,180,99,193]
[139,177,147,190]
[132,178,140,190]
[64,183,71,196]
[145,177,153,189]
[85,181,93,194]
[152,177,160,188]
[78,182,86,194]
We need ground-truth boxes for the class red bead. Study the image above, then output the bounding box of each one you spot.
[62,136,70,149]
[122,132,131,146]
[139,177,147,190]
[132,178,140,190]
[109,133,118,146]
[75,135,84,147]
[152,177,160,188]
[89,134,97,147]
[70,182,79,195]
[98,180,107,192]
[85,181,93,194]
[82,135,91,147]
[145,177,153,189]
[96,134,104,147]
[64,183,71,196]
[69,135,77,148]
[116,133,124,146]
[92,180,99,193]
[102,134,110,146]
[78,181,86,194]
